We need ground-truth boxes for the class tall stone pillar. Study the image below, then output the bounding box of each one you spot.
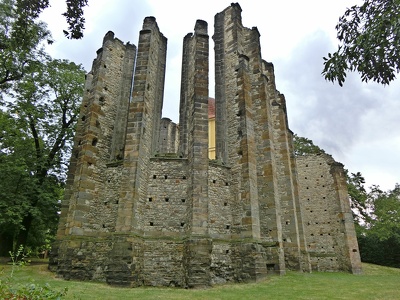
[116,17,167,232]
[254,60,287,274]
[181,20,212,288]
[330,163,362,274]
[270,91,310,271]
[214,3,270,281]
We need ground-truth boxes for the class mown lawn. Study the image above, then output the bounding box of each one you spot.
[1,260,399,300]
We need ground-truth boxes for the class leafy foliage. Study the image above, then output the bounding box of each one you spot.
[0,0,52,90]
[0,252,68,299]
[62,0,88,39]
[0,281,68,300]
[0,0,88,91]
[13,0,88,39]
[323,0,400,86]
[348,172,400,268]
[0,58,85,254]
[292,134,325,156]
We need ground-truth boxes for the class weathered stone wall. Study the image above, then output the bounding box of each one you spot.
[208,164,234,238]
[158,118,179,154]
[297,154,362,273]
[142,240,185,286]
[51,3,362,288]
[143,158,188,235]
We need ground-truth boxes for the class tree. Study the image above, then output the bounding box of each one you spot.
[0,0,52,90]
[346,171,371,225]
[346,171,400,268]
[0,58,85,254]
[370,184,400,242]
[14,0,88,39]
[356,184,400,268]
[322,0,400,86]
[292,134,325,156]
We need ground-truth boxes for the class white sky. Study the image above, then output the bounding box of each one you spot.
[41,0,400,191]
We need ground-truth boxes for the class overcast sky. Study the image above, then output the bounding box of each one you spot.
[41,0,400,191]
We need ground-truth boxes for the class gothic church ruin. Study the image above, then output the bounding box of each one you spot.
[50,3,362,287]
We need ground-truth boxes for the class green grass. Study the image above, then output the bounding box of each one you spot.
[1,260,399,300]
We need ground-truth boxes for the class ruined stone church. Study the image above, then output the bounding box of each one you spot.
[49,3,362,287]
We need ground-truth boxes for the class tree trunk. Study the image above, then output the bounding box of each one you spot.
[0,232,14,257]
[16,213,33,250]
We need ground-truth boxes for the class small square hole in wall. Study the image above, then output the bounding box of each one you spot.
[266,264,275,270]
[213,179,216,184]
[226,250,230,254]
[165,197,169,202]
[226,225,230,229]
[181,199,186,203]
[182,176,186,179]
[149,222,154,226]
[225,182,229,186]
[181,222,185,227]
[115,200,119,205]
[164,175,168,179]
[148,198,153,202]
[153,175,157,179]
[224,202,228,206]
